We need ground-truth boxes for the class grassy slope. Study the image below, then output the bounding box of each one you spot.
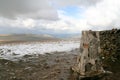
[0,34,60,43]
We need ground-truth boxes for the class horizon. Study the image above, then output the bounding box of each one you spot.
[0,32,81,38]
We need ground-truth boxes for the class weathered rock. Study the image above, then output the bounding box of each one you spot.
[72,29,120,80]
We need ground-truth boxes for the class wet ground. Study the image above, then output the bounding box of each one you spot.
[0,49,79,80]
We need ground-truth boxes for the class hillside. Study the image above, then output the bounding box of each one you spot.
[0,34,59,43]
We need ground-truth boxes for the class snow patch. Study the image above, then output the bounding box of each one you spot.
[0,41,80,60]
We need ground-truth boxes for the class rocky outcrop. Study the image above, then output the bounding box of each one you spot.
[71,29,120,80]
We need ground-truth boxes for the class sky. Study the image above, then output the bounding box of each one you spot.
[0,0,120,36]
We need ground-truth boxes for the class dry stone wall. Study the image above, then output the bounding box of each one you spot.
[100,29,120,72]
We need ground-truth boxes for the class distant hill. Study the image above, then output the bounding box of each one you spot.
[0,34,59,43]
[61,35,81,41]
[70,35,81,40]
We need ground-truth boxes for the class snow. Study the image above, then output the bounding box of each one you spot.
[0,41,80,60]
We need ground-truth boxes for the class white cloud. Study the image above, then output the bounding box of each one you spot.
[22,19,35,28]
[52,0,102,7]
[0,0,120,34]
[37,11,91,33]
[37,0,120,32]
[84,0,120,30]
[0,18,35,29]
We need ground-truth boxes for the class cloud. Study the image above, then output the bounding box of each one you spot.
[52,0,102,7]
[36,11,91,33]
[47,0,120,32]
[0,0,102,20]
[0,0,58,20]
[0,0,120,35]
[0,18,35,29]
[84,0,120,30]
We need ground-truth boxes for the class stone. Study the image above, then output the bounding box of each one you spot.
[71,29,120,80]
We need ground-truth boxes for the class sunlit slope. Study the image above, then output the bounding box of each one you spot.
[0,34,59,42]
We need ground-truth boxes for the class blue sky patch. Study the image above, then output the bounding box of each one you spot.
[60,6,84,19]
